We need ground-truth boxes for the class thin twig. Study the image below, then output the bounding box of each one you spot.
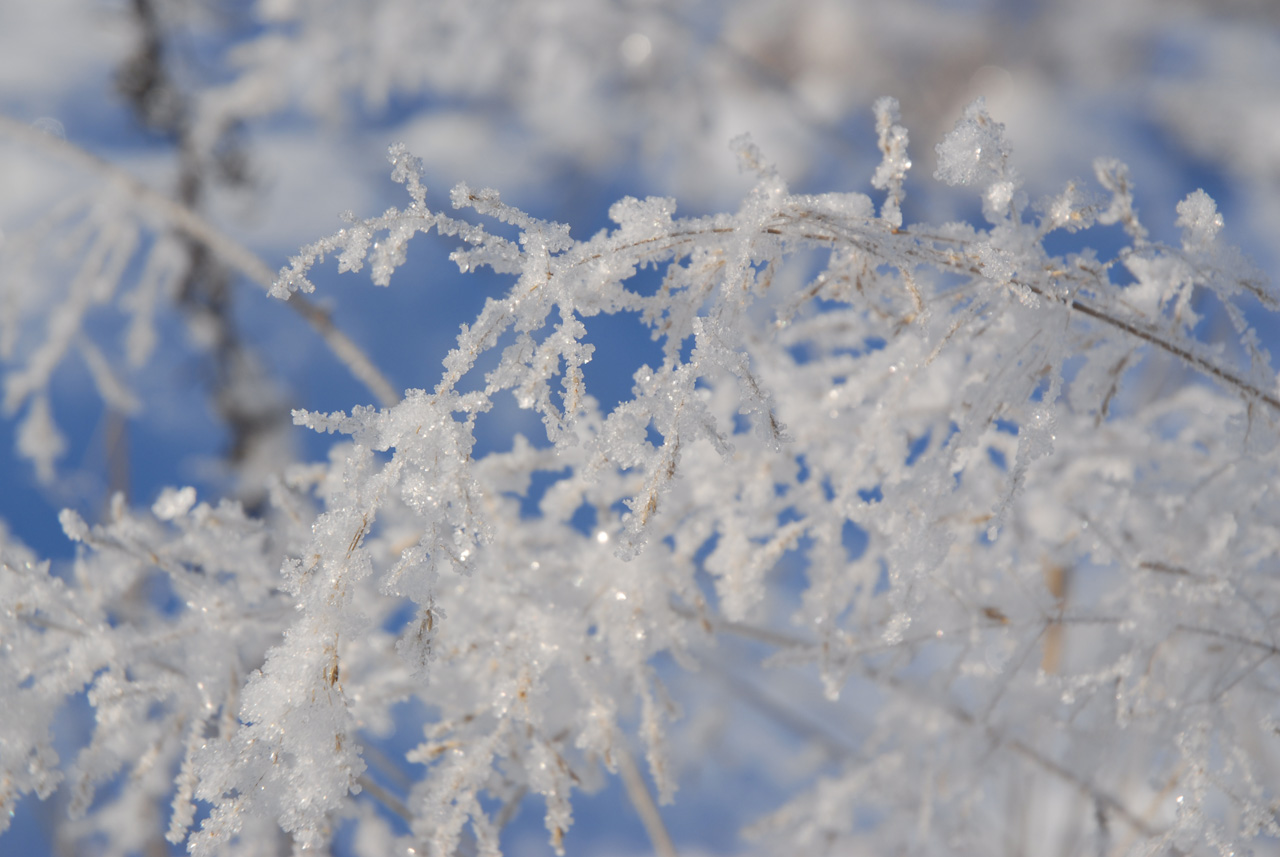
[493,784,528,833]
[356,773,413,825]
[615,743,679,857]
[359,740,415,793]
[717,665,863,760]
[284,294,401,407]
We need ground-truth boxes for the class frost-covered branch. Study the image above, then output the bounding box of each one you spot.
[4,96,1279,857]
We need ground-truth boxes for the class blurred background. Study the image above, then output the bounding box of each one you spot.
[2,0,1278,853]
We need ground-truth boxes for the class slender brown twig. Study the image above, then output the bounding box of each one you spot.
[616,743,679,857]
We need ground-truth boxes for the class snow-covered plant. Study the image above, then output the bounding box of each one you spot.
[4,89,1280,857]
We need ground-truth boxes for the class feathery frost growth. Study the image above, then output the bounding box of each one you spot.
[3,92,1280,857]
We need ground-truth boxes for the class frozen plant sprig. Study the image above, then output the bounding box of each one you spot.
[4,99,1280,857]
